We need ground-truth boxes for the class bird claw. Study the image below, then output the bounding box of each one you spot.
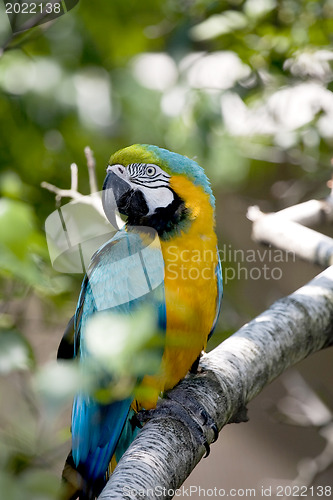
[136,387,218,458]
[198,408,218,443]
[135,409,154,425]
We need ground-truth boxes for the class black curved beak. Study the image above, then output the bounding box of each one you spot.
[102,166,150,228]
[102,170,132,228]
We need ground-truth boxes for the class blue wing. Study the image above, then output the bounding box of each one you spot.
[208,252,223,339]
[71,228,166,483]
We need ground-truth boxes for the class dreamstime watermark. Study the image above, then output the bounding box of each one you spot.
[2,0,79,33]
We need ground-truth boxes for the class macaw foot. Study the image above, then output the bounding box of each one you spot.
[136,386,218,457]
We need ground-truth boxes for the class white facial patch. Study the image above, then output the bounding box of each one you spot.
[125,163,174,215]
[138,185,174,214]
[107,163,174,215]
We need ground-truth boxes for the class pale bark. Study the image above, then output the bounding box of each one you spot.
[248,201,333,267]
[99,265,333,500]
[248,198,333,227]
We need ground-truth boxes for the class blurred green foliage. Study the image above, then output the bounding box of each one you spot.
[0,0,333,497]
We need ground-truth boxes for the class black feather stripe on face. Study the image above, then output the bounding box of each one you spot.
[132,191,189,238]
[121,189,149,223]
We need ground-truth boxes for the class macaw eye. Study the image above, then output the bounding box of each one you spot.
[146,166,156,176]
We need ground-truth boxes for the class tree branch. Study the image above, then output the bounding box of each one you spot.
[248,197,333,228]
[248,197,333,267]
[99,265,333,500]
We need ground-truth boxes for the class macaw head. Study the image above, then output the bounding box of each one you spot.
[102,144,215,238]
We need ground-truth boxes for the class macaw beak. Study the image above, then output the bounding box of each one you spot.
[102,165,149,228]
[102,167,132,228]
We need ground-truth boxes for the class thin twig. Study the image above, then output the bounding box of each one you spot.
[41,181,82,203]
[42,150,106,218]
[70,163,78,192]
[84,146,98,193]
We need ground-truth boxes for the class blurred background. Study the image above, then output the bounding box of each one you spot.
[0,0,333,498]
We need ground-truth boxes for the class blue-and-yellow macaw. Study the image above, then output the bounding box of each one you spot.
[59,144,222,499]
